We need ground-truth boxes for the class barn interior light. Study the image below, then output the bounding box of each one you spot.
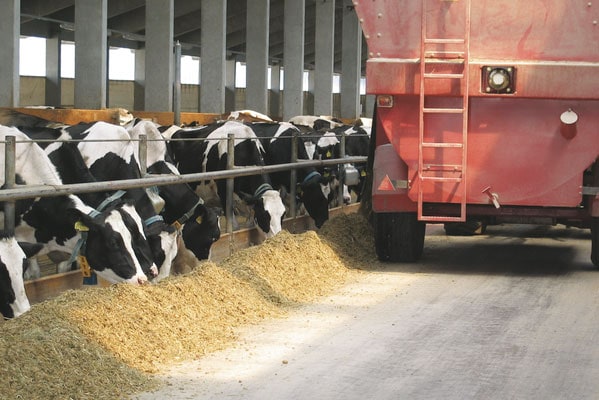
[377,95,394,108]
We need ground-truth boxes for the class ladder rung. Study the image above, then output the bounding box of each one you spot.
[424,51,465,59]
[420,176,463,182]
[423,108,464,114]
[420,215,466,222]
[421,142,464,148]
[423,73,464,79]
[424,38,465,44]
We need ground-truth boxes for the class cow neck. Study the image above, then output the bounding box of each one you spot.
[302,170,321,184]
[67,190,127,273]
[172,198,205,230]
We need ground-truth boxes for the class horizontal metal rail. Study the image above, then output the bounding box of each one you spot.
[0,156,367,202]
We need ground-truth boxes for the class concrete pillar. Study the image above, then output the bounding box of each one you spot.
[245,0,270,114]
[45,35,62,107]
[340,0,362,119]
[283,0,305,121]
[225,58,237,113]
[306,70,315,115]
[314,0,335,117]
[269,63,281,119]
[0,0,20,107]
[365,94,375,118]
[133,48,146,111]
[145,0,174,112]
[200,0,227,114]
[74,0,107,109]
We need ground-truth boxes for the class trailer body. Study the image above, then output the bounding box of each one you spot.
[353,0,599,263]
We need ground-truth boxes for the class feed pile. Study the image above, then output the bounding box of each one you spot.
[0,212,376,399]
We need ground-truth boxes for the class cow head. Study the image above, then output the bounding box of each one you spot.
[297,171,332,229]
[143,218,178,281]
[69,202,156,285]
[180,205,221,260]
[0,234,42,319]
[240,185,286,238]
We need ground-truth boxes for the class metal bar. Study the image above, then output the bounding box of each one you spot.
[3,136,16,235]
[289,131,298,218]
[138,134,147,176]
[226,133,235,235]
[337,131,346,207]
[581,186,599,195]
[0,156,368,202]
[173,41,182,126]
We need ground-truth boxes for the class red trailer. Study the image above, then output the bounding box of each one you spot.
[353,0,599,264]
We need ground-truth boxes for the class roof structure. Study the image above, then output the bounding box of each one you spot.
[19,0,368,74]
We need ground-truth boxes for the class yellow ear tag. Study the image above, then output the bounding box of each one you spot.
[361,170,367,177]
[74,221,89,232]
[195,215,203,224]
[78,255,92,277]
[326,150,332,158]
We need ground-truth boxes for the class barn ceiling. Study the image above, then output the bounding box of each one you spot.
[19,0,368,75]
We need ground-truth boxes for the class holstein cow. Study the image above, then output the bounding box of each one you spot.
[164,121,286,238]
[127,120,221,268]
[313,124,371,203]
[247,121,332,228]
[0,233,42,319]
[61,122,179,280]
[0,126,156,285]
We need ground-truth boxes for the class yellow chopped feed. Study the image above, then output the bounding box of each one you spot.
[0,211,377,400]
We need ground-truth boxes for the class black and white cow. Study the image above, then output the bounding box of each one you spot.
[61,122,179,280]
[0,233,42,319]
[164,121,286,238]
[127,120,221,264]
[0,125,156,285]
[248,121,332,228]
[311,124,371,203]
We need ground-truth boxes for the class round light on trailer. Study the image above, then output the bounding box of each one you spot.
[488,68,510,91]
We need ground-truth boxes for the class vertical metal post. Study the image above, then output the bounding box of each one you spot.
[226,134,235,236]
[338,131,346,207]
[138,134,148,176]
[173,41,182,126]
[4,136,16,235]
[289,131,298,218]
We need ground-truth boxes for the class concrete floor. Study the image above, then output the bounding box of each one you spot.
[133,224,599,400]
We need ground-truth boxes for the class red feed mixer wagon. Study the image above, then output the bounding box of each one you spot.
[353,0,599,264]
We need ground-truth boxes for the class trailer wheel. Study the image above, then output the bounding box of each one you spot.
[374,212,426,262]
[592,217,599,267]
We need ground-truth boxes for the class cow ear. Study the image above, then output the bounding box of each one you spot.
[238,191,256,205]
[66,208,98,231]
[18,242,44,259]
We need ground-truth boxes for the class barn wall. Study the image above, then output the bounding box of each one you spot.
[19,76,367,119]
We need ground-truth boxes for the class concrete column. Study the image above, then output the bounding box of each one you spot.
[365,94,375,118]
[74,0,107,109]
[314,0,335,117]
[45,34,62,107]
[283,0,305,121]
[269,63,281,119]
[0,0,20,107]
[340,0,362,119]
[245,0,270,114]
[200,0,227,114]
[145,0,174,112]
[133,48,146,111]
[225,58,237,113]
[306,70,315,115]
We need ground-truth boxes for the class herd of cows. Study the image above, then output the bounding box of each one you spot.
[0,109,371,319]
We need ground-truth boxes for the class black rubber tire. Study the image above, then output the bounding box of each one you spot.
[592,217,599,267]
[374,212,426,262]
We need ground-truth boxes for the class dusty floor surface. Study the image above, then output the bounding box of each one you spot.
[133,224,599,400]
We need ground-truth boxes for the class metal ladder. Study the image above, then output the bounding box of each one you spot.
[417,0,471,222]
